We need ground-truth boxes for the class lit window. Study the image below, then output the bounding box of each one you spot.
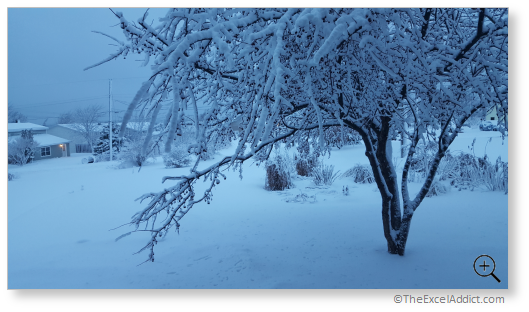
[41,146,51,157]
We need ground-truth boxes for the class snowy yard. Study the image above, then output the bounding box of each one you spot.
[8,128,507,289]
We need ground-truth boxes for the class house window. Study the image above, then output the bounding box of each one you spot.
[41,146,51,157]
[490,117,495,120]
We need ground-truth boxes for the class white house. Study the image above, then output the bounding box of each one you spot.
[8,123,71,161]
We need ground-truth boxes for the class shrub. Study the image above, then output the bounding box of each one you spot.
[426,179,450,197]
[265,153,293,191]
[8,173,15,181]
[435,152,507,193]
[120,152,148,168]
[285,191,317,203]
[119,139,149,167]
[312,161,340,186]
[342,164,375,184]
[295,154,317,177]
[163,145,192,168]
[8,130,38,166]
[474,156,508,193]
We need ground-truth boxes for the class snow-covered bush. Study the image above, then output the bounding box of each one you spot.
[481,156,508,193]
[265,153,293,191]
[163,145,192,168]
[426,179,450,197]
[294,153,317,177]
[119,136,152,168]
[281,150,297,177]
[285,191,316,203]
[436,152,507,193]
[8,130,38,166]
[8,173,15,181]
[312,161,340,186]
[342,164,375,184]
[119,151,148,168]
[118,120,158,167]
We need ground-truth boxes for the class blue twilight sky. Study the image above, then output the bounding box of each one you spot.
[8,8,167,125]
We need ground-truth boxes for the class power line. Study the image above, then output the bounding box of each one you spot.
[18,96,109,109]
[9,76,149,89]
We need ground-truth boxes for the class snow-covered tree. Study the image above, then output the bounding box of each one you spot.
[8,130,39,165]
[89,8,508,261]
[8,104,28,123]
[58,111,75,124]
[71,104,104,153]
[93,123,123,159]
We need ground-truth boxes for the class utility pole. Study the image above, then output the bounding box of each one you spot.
[109,79,113,162]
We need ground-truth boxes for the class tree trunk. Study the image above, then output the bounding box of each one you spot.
[380,189,414,256]
[347,119,419,256]
[382,197,399,254]
[396,212,414,256]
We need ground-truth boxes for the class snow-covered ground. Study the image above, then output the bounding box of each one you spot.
[7,128,508,289]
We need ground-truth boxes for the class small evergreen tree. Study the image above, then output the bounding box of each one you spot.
[93,124,123,160]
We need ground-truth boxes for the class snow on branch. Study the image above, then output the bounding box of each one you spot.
[93,8,507,261]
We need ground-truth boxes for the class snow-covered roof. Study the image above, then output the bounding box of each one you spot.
[9,134,70,146]
[124,122,151,132]
[57,122,151,133]
[8,123,48,133]
[33,134,71,146]
[57,123,106,133]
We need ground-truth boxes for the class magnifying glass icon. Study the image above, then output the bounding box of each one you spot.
[473,255,501,283]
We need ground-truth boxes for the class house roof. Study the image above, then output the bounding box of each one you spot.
[8,134,70,147]
[33,134,71,146]
[57,122,152,133]
[57,123,106,133]
[8,123,49,132]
